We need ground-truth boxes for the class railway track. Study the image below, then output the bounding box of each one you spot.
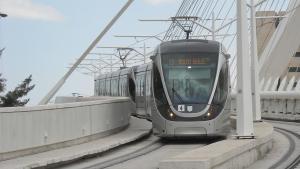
[56,134,219,169]
[87,120,299,169]
[267,120,300,169]
[54,132,158,169]
[47,119,299,169]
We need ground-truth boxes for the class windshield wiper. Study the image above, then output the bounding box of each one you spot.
[172,88,184,103]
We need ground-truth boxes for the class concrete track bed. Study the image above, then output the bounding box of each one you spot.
[159,122,274,169]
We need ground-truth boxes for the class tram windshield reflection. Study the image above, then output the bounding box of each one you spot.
[161,52,218,110]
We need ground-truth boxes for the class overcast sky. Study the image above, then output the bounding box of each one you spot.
[0,0,181,105]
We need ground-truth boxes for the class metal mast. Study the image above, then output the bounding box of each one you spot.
[39,0,134,105]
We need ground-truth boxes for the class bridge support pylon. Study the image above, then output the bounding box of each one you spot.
[236,0,254,138]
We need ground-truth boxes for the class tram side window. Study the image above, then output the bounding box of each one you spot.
[103,80,106,95]
[99,79,105,95]
[114,77,119,96]
[97,80,101,95]
[98,80,102,95]
[153,64,168,113]
[136,75,140,96]
[98,80,101,96]
[146,71,151,96]
[122,77,128,96]
[121,77,125,96]
[94,80,98,96]
[136,73,145,96]
[118,77,122,96]
[105,79,111,96]
[124,78,128,96]
[141,74,145,96]
[119,76,127,96]
[116,78,119,96]
[111,78,119,96]
[129,78,135,101]
[122,76,128,96]
[213,63,229,107]
[111,78,115,96]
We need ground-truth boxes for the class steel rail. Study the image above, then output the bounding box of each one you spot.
[84,140,163,169]
[266,120,300,169]
[272,127,300,169]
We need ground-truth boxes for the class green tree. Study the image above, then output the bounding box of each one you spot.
[0,74,5,93]
[0,75,35,107]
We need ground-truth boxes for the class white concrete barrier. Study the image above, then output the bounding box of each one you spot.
[231,97,300,121]
[0,97,134,161]
[54,96,117,103]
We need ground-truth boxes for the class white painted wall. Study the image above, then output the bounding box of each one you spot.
[0,97,134,154]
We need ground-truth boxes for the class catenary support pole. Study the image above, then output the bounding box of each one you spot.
[39,0,134,105]
[236,0,254,137]
[110,54,113,72]
[212,12,216,41]
[250,0,262,121]
[143,42,146,64]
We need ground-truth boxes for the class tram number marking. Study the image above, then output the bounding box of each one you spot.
[178,105,185,112]
[187,106,193,112]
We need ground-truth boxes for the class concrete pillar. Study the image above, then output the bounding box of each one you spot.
[236,0,254,137]
[250,0,262,121]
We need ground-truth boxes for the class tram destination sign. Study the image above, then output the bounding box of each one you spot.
[168,57,210,65]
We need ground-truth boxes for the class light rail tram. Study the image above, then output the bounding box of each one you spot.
[94,39,231,137]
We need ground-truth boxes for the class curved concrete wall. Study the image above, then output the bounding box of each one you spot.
[0,97,134,161]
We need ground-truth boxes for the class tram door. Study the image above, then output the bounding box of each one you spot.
[136,72,146,116]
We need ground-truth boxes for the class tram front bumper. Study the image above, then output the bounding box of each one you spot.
[174,127,207,136]
[161,120,216,137]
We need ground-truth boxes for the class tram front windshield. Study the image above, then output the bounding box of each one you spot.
[161,52,218,109]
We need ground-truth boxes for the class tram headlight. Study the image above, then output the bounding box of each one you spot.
[168,108,175,118]
[170,112,174,118]
[207,112,211,117]
[207,105,218,119]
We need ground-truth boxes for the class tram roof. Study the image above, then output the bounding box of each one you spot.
[159,39,220,54]
[95,67,133,80]
[133,63,152,73]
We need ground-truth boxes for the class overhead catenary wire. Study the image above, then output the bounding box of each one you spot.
[88,0,294,84]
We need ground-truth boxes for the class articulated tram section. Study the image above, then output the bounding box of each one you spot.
[1,0,300,169]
